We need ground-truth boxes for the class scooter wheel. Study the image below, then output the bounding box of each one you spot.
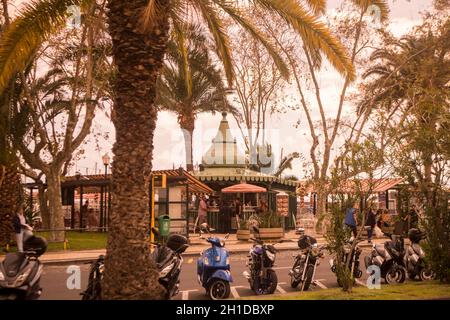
[419,268,435,281]
[290,276,300,289]
[385,266,406,284]
[207,279,230,300]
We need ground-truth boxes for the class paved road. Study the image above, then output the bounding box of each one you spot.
[40,249,372,300]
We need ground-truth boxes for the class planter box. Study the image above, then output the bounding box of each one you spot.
[256,228,284,240]
[236,229,251,241]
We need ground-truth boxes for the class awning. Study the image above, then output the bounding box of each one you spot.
[221,183,267,193]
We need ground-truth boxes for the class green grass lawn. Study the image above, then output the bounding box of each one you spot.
[1,231,107,254]
[252,281,450,300]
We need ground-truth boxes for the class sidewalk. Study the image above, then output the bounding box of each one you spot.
[1,230,387,265]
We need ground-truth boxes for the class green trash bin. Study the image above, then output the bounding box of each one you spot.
[158,215,171,237]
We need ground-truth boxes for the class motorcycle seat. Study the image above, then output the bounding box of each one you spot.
[2,252,28,277]
[154,246,175,268]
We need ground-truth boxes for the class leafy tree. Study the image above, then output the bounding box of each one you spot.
[359,15,450,282]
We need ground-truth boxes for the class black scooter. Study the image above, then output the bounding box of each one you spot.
[243,227,278,295]
[329,237,363,287]
[0,235,47,300]
[405,229,435,281]
[289,235,326,291]
[364,233,407,284]
[81,228,188,300]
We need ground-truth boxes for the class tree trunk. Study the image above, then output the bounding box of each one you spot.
[0,162,21,247]
[102,0,170,300]
[179,115,195,172]
[46,170,65,241]
[37,183,50,229]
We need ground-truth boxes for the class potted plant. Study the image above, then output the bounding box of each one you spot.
[236,219,251,241]
[257,211,284,240]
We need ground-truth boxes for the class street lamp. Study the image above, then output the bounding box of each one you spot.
[102,153,110,178]
[75,171,83,230]
[102,153,111,230]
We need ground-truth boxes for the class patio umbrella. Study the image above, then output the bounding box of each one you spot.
[221,183,267,193]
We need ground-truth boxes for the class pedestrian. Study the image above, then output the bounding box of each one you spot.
[234,198,242,229]
[219,201,232,233]
[344,202,358,238]
[365,206,377,243]
[12,207,33,252]
[197,195,208,226]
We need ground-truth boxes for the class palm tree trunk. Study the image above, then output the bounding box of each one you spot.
[102,0,170,300]
[180,118,195,171]
[0,162,21,248]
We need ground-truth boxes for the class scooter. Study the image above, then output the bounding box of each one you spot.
[364,233,407,284]
[81,227,188,300]
[405,228,435,281]
[243,227,278,295]
[290,235,326,291]
[197,234,232,300]
[0,235,47,300]
[329,237,363,287]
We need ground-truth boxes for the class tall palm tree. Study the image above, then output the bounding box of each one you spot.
[156,24,237,171]
[0,0,355,299]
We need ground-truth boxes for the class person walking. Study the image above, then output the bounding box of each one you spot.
[365,206,377,243]
[234,198,242,230]
[344,202,358,238]
[219,201,232,233]
[12,207,33,252]
[197,195,208,226]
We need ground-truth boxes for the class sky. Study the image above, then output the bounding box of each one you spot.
[8,0,437,178]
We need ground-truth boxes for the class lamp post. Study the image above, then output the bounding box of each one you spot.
[75,171,83,231]
[102,153,110,229]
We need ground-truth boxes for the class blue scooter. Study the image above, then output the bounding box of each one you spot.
[197,234,232,299]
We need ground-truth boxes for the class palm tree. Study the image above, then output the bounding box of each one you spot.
[0,0,356,299]
[156,24,237,171]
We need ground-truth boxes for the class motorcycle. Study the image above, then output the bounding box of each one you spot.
[289,235,326,291]
[243,227,278,295]
[81,227,188,300]
[0,235,47,300]
[197,233,232,300]
[364,233,407,284]
[329,237,363,287]
[405,228,435,281]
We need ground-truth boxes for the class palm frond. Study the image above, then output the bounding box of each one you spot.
[172,21,193,99]
[303,0,326,15]
[193,0,234,84]
[255,0,356,80]
[213,0,289,79]
[0,0,94,95]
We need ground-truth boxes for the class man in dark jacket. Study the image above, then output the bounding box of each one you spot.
[12,207,33,252]
[365,206,377,243]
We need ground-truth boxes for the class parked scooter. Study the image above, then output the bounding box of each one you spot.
[0,235,47,300]
[405,228,435,281]
[197,233,232,299]
[364,233,407,284]
[329,237,363,287]
[289,235,326,291]
[81,227,188,300]
[243,227,278,295]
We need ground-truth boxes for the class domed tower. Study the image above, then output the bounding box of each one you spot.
[201,112,245,170]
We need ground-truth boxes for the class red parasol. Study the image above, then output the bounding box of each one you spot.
[221,183,267,193]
